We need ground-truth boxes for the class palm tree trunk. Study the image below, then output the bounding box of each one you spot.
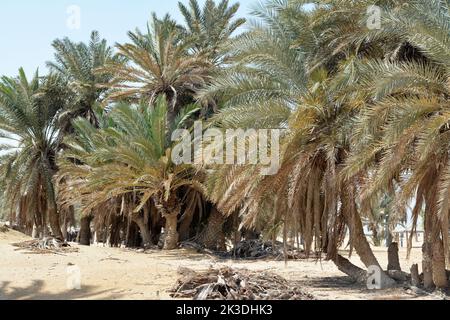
[108,214,122,247]
[32,210,43,239]
[61,209,69,241]
[132,215,152,248]
[422,242,434,289]
[126,220,140,247]
[62,205,76,240]
[164,213,179,250]
[153,194,181,250]
[197,207,226,251]
[41,200,49,238]
[432,238,448,289]
[422,204,435,289]
[387,242,401,271]
[79,215,92,246]
[351,216,396,287]
[47,196,63,240]
[332,255,367,283]
[341,184,396,288]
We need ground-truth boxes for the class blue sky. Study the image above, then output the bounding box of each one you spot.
[0,0,256,77]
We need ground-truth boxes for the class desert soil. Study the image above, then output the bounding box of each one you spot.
[0,228,439,300]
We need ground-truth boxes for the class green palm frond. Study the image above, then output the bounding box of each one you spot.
[58,95,202,217]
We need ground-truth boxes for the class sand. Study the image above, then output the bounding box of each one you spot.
[0,227,440,300]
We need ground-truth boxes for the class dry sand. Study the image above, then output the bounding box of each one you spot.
[0,227,440,300]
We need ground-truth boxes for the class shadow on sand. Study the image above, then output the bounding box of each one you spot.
[0,280,125,300]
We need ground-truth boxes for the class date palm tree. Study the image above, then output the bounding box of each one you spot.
[47,31,119,132]
[58,96,203,249]
[0,69,72,239]
[178,0,246,65]
[47,31,119,244]
[101,14,212,128]
[203,0,403,286]
[343,0,450,289]
[178,0,247,118]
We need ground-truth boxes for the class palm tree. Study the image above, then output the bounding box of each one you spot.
[343,0,450,289]
[58,96,203,249]
[178,0,247,118]
[0,69,72,240]
[47,31,119,132]
[101,14,212,128]
[47,31,119,244]
[202,0,404,286]
[178,0,246,65]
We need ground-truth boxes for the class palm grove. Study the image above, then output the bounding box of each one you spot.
[0,0,449,290]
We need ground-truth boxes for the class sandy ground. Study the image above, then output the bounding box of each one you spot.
[0,227,442,300]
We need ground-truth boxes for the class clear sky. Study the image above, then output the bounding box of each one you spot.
[0,0,256,78]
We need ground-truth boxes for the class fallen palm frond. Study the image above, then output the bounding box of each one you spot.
[228,240,313,260]
[12,238,79,255]
[170,266,315,300]
[181,239,317,260]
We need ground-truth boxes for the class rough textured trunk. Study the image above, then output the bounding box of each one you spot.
[126,221,140,248]
[385,224,393,247]
[432,239,448,289]
[150,204,163,245]
[344,200,379,267]
[410,264,420,287]
[387,270,408,282]
[62,222,68,241]
[108,215,123,247]
[422,173,439,290]
[387,242,401,271]
[32,224,42,239]
[79,215,92,246]
[422,242,434,290]
[42,225,49,238]
[133,215,152,249]
[153,194,181,250]
[197,207,226,251]
[332,255,367,283]
[422,242,434,289]
[164,213,179,250]
[37,195,47,238]
[352,218,396,288]
[63,206,76,241]
[32,206,44,239]
[48,200,63,240]
[341,185,395,288]
[60,206,74,241]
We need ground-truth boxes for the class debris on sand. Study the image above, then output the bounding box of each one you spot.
[228,240,312,260]
[0,224,9,233]
[12,238,79,255]
[181,239,318,261]
[170,266,315,300]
